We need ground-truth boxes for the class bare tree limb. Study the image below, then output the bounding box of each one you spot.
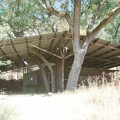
[66,0,81,90]
[81,0,93,16]
[82,3,120,49]
[114,23,120,41]
[44,0,73,32]
[91,3,120,38]
[87,0,106,34]
[35,0,46,9]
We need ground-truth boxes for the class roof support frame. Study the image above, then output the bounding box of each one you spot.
[54,31,68,50]
[1,32,120,71]
[0,47,19,69]
[25,37,30,57]
[87,41,111,56]
[38,35,42,47]
[102,62,120,69]
[10,39,26,67]
[95,59,120,68]
[83,55,120,68]
[28,44,62,59]
[48,32,56,50]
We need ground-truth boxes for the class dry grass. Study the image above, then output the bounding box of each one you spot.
[0,84,120,120]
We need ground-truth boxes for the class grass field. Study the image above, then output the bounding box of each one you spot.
[0,84,120,120]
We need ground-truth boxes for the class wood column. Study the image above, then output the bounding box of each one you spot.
[56,58,65,92]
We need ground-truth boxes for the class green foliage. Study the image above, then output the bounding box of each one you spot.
[0,61,6,66]
[0,0,58,38]
[80,0,120,42]
[0,0,119,42]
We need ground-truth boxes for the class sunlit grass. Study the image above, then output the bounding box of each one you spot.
[0,84,120,120]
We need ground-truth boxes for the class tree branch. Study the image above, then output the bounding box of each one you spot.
[87,0,106,34]
[82,3,120,49]
[114,23,120,41]
[91,3,120,38]
[36,0,46,9]
[44,0,73,32]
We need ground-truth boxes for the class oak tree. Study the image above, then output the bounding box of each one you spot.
[44,0,120,90]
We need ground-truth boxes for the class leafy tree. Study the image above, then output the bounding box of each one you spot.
[44,0,120,90]
[0,0,60,38]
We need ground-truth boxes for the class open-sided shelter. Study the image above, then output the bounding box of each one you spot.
[0,31,120,93]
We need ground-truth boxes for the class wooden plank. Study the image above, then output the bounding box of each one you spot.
[38,35,42,47]
[49,32,56,50]
[25,37,30,56]
[28,44,62,59]
[87,41,111,56]
[10,39,26,67]
[65,53,74,59]
[54,31,68,50]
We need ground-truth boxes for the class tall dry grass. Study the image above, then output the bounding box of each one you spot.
[0,84,120,120]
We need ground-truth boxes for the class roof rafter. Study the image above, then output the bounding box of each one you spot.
[28,44,62,59]
[87,40,111,56]
[10,39,26,67]
[48,32,56,51]
[38,35,42,47]
[0,47,19,69]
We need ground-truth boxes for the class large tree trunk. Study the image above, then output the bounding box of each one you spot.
[66,0,81,90]
[44,0,120,91]
[66,51,85,90]
[66,2,120,90]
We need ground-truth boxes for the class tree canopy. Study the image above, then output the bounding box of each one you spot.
[0,0,119,42]
[43,0,120,90]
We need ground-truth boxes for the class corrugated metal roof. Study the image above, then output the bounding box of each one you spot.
[0,31,120,71]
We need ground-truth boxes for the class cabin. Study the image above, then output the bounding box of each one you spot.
[0,31,120,93]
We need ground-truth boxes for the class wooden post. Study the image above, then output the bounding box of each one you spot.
[56,58,65,92]
[62,58,65,91]
[56,41,66,92]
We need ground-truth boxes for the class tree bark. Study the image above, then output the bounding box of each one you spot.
[35,57,50,93]
[29,45,56,93]
[91,3,120,38]
[44,0,73,32]
[66,0,81,90]
[44,0,120,91]
[66,1,120,90]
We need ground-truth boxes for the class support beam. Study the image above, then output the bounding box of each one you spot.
[29,44,61,59]
[56,58,65,92]
[65,53,74,59]
[56,42,66,92]
[29,45,56,93]
[87,41,111,56]
[35,57,50,93]
[54,31,68,49]
[10,39,26,67]
[49,32,56,50]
